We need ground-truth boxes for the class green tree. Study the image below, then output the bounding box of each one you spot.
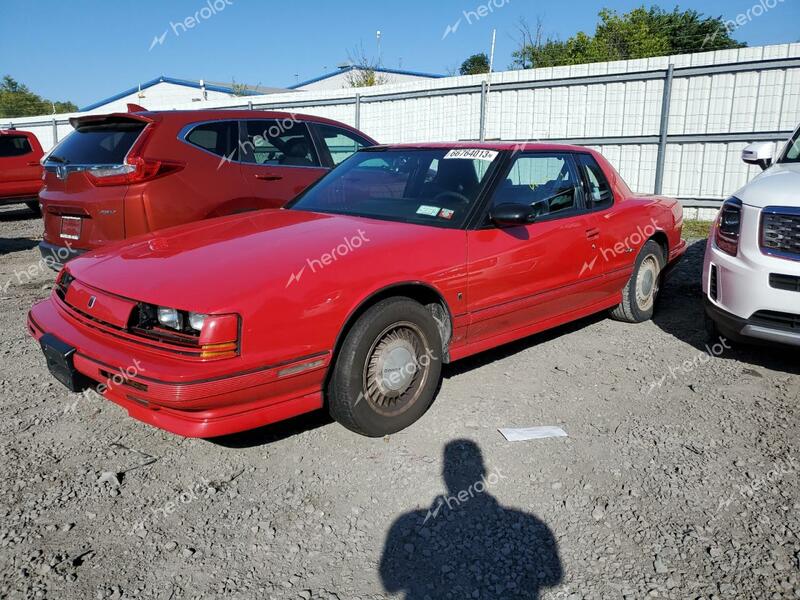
[511,6,745,69]
[459,53,491,75]
[0,75,78,118]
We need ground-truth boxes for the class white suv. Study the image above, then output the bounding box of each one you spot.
[703,126,800,347]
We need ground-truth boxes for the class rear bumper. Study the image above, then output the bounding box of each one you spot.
[27,297,328,438]
[704,298,800,348]
[39,241,85,271]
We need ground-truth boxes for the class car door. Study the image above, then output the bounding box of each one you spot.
[465,152,603,343]
[239,119,329,208]
[573,152,632,294]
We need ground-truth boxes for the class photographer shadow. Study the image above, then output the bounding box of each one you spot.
[379,439,563,600]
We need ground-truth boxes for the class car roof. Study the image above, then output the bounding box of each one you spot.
[374,141,596,153]
[131,109,358,127]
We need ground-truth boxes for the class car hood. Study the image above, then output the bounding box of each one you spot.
[737,162,800,209]
[66,209,457,313]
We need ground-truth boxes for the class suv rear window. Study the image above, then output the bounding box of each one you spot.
[51,120,146,164]
[0,135,33,157]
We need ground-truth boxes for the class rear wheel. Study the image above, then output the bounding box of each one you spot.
[610,240,665,323]
[25,201,41,217]
[327,297,443,437]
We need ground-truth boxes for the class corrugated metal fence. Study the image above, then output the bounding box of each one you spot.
[6,43,800,215]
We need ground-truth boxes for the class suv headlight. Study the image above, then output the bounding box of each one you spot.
[715,197,743,257]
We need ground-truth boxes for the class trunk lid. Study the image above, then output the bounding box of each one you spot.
[40,114,153,250]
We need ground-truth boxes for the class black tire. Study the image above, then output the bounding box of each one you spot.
[327,297,443,437]
[25,201,41,217]
[610,240,665,323]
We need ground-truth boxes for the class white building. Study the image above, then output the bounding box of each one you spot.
[291,66,443,91]
[79,76,289,114]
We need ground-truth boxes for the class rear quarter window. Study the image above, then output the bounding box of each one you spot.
[0,135,33,157]
[185,121,239,160]
[51,121,146,164]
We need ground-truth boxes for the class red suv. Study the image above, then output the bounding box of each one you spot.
[39,109,376,267]
[0,129,44,214]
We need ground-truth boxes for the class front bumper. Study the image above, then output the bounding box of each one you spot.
[28,297,328,438]
[704,299,800,347]
[39,241,85,271]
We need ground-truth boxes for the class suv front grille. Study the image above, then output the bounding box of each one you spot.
[750,310,800,332]
[761,207,800,260]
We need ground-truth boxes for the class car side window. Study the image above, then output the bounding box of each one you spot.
[575,154,613,209]
[491,153,580,220]
[185,121,238,160]
[316,124,371,166]
[0,135,33,157]
[242,120,320,167]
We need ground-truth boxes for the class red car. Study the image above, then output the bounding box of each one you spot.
[0,129,44,214]
[39,108,376,267]
[28,143,686,438]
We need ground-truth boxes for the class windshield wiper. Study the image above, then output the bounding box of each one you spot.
[46,154,69,164]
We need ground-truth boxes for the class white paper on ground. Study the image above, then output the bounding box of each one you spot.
[498,426,568,441]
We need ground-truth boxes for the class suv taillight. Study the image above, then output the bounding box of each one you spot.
[715,198,743,256]
[85,125,184,187]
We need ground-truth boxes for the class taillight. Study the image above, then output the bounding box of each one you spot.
[85,125,184,187]
[715,198,743,256]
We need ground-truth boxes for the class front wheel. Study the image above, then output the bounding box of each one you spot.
[327,297,443,437]
[610,240,665,323]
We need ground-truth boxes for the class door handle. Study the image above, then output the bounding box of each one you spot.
[27,161,41,166]
[586,228,600,240]
[255,174,282,181]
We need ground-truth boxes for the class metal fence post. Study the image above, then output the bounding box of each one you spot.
[52,118,58,144]
[479,81,488,142]
[654,63,674,195]
[355,93,361,130]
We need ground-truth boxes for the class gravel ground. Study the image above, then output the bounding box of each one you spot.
[0,205,798,600]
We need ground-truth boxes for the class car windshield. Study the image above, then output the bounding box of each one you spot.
[288,148,500,228]
[782,129,800,163]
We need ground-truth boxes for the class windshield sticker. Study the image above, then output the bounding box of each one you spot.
[443,149,499,161]
[438,208,455,220]
[416,205,441,217]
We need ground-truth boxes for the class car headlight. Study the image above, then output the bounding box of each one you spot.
[715,197,743,257]
[157,307,183,330]
[188,312,207,332]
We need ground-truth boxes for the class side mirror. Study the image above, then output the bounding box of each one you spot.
[742,142,774,171]
[490,203,538,227]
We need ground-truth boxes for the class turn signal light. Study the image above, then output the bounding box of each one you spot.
[200,342,238,360]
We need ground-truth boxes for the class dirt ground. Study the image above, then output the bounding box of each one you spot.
[0,205,797,600]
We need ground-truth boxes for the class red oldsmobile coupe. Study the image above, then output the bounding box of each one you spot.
[28,143,686,438]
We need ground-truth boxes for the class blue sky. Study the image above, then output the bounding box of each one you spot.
[2,0,798,107]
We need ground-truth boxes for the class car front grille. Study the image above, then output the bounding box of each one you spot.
[761,207,800,260]
[750,310,800,332]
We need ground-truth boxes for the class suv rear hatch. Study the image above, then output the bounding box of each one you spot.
[41,113,153,252]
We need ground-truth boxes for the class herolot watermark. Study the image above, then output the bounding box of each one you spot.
[150,0,234,51]
[646,336,731,395]
[353,348,438,407]
[2,242,74,295]
[442,0,511,40]
[580,217,660,276]
[217,113,303,169]
[64,359,146,414]
[703,0,786,48]
[286,229,371,287]
[127,477,215,536]
[424,468,508,524]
